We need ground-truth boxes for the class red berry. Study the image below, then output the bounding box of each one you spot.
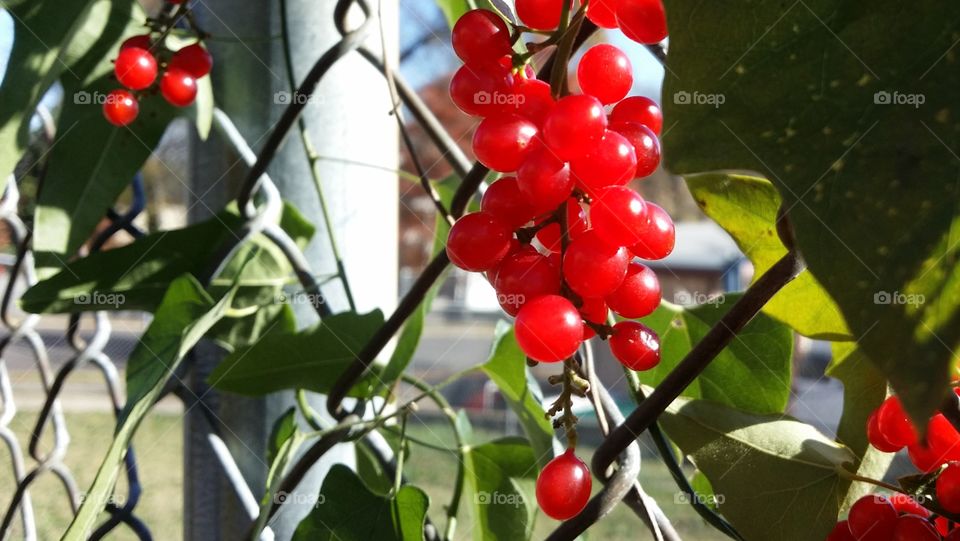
[160,68,198,106]
[170,43,213,78]
[825,521,855,541]
[888,493,930,518]
[940,517,954,537]
[121,34,152,51]
[608,121,661,178]
[893,514,940,541]
[563,230,629,298]
[481,176,536,229]
[610,96,663,135]
[449,63,512,117]
[516,0,568,30]
[876,396,918,447]
[609,321,660,371]
[535,199,588,253]
[579,297,608,339]
[586,0,622,28]
[508,77,555,126]
[947,526,960,540]
[577,44,633,105]
[867,410,902,453]
[536,449,592,520]
[446,212,513,272]
[570,131,637,194]
[908,442,943,473]
[102,89,139,127]
[848,495,898,540]
[114,47,158,90]
[927,413,960,462]
[515,295,583,362]
[473,114,540,172]
[630,203,675,260]
[517,147,574,215]
[542,94,607,161]
[494,246,561,316]
[616,0,668,44]
[451,9,512,66]
[590,186,648,247]
[606,262,660,318]
[938,462,960,513]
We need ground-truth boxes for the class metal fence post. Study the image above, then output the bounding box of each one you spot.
[186,1,398,538]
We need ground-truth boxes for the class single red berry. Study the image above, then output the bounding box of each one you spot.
[888,493,930,518]
[610,96,663,135]
[579,297,608,339]
[908,442,943,473]
[609,321,660,371]
[160,68,198,106]
[481,176,536,229]
[630,203,675,260]
[825,521,855,541]
[608,121,661,178]
[114,47,158,90]
[940,516,955,537]
[508,77,555,126]
[517,147,574,215]
[893,514,940,541]
[586,0,622,28]
[542,94,607,161]
[102,89,139,127]
[486,239,522,285]
[121,34,152,51]
[473,114,540,172]
[867,410,902,453]
[590,186,648,247]
[449,63,513,117]
[938,462,960,513]
[876,396,918,447]
[606,262,661,318]
[536,449,592,520]
[927,413,960,463]
[170,43,213,78]
[577,44,633,105]
[570,130,637,194]
[494,246,562,316]
[848,495,898,540]
[535,199,588,253]
[516,0,569,30]
[616,0,668,44]
[446,212,513,272]
[563,230,629,298]
[451,9,512,66]
[515,295,583,362]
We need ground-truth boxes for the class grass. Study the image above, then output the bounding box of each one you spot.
[0,409,716,540]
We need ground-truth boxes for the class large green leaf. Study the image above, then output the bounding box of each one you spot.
[462,436,539,541]
[20,202,313,313]
[63,275,234,539]
[827,343,893,512]
[481,321,554,469]
[638,296,793,414]
[685,173,850,340]
[659,395,856,541]
[661,0,960,422]
[208,310,386,397]
[292,464,428,541]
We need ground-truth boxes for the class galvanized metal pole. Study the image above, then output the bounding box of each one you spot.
[187,1,398,538]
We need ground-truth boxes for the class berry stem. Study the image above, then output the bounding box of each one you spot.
[548,3,588,97]
[835,465,908,494]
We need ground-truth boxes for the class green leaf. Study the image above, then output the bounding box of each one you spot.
[827,343,893,512]
[433,0,473,29]
[292,464,428,541]
[209,310,386,397]
[63,275,235,539]
[685,173,850,340]
[355,444,394,496]
[253,407,306,535]
[659,394,857,541]
[208,302,297,352]
[638,296,793,414]
[463,437,539,541]
[660,0,960,422]
[21,202,313,313]
[481,321,555,469]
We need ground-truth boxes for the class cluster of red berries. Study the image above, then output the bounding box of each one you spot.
[103,27,212,126]
[867,392,960,473]
[446,4,670,522]
[514,0,668,45]
[827,492,960,540]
